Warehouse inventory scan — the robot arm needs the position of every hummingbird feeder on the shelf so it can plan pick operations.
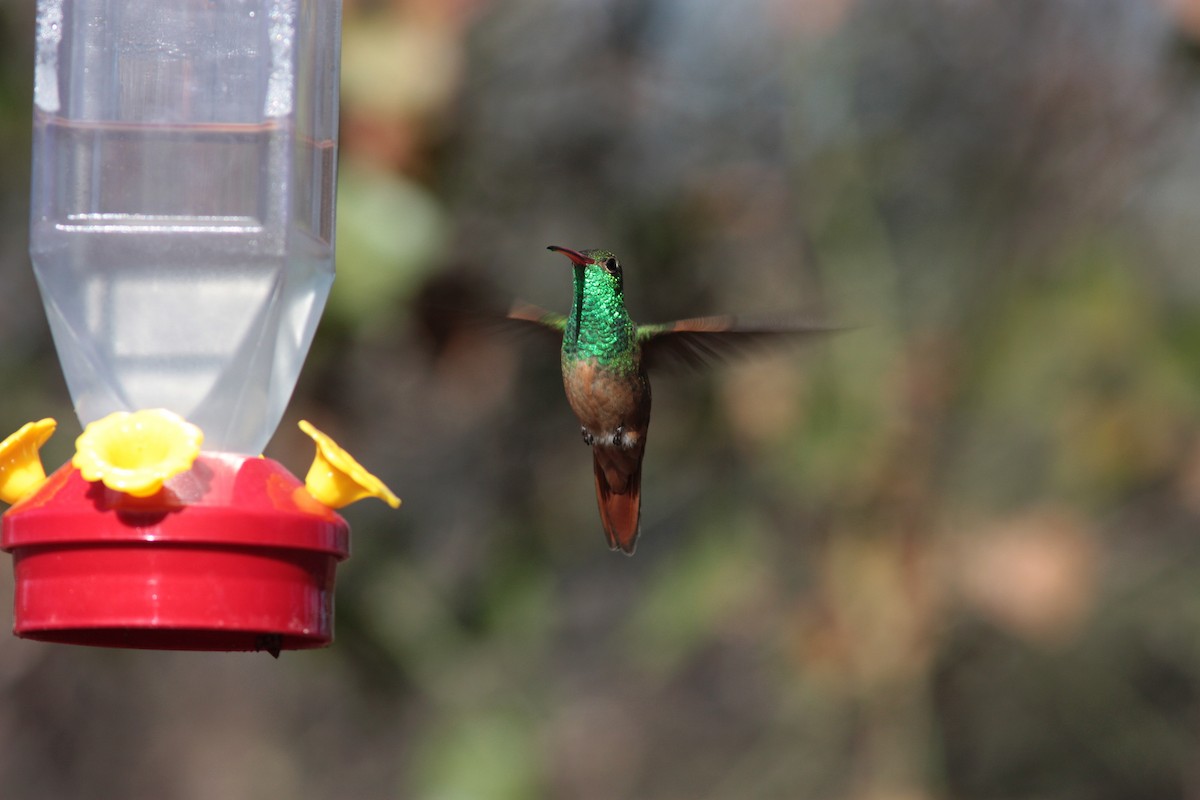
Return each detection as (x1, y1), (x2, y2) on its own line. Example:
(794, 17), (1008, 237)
(1, 0), (399, 654)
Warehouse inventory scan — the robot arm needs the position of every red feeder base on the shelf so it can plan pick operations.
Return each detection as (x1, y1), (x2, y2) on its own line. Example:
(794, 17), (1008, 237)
(1, 454), (349, 653)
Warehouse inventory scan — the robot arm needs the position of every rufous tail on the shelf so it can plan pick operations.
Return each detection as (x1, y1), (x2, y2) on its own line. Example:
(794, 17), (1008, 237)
(592, 446), (643, 554)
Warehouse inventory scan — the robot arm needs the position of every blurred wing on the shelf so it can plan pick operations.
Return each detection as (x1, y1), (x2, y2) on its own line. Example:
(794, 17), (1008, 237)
(495, 301), (568, 349)
(507, 301), (567, 333)
(638, 315), (842, 370)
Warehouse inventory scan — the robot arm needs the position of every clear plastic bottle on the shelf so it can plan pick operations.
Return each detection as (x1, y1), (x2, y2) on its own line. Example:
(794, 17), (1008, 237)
(29, 0), (341, 454)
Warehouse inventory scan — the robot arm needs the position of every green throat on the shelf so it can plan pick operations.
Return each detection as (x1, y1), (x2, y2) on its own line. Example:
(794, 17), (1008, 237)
(562, 263), (638, 372)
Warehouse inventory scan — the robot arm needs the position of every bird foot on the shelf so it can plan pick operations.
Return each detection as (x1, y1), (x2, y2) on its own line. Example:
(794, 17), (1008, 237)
(612, 426), (640, 449)
(583, 426), (639, 449)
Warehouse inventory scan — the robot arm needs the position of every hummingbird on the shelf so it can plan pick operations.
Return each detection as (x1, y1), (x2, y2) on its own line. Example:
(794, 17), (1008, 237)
(509, 245), (834, 555)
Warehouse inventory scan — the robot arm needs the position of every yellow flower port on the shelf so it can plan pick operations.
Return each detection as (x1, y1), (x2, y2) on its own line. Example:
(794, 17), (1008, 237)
(299, 420), (401, 509)
(72, 409), (204, 497)
(0, 418), (58, 505)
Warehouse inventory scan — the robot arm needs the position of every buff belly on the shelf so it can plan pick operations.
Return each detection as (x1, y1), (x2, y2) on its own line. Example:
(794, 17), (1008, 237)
(561, 358), (651, 447)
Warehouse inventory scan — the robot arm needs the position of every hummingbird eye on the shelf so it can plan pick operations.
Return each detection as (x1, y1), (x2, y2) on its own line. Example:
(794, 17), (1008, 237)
(603, 257), (620, 274)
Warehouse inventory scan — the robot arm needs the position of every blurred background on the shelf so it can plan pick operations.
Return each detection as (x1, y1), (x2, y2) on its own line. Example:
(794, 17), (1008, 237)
(3, 0), (1200, 797)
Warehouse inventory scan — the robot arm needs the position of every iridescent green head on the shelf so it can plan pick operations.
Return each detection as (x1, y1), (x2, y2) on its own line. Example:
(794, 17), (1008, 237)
(547, 245), (623, 296)
(547, 245), (636, 366)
